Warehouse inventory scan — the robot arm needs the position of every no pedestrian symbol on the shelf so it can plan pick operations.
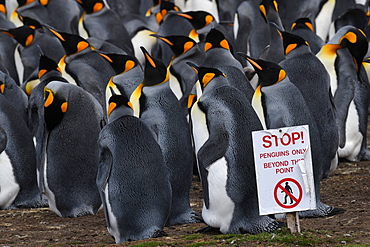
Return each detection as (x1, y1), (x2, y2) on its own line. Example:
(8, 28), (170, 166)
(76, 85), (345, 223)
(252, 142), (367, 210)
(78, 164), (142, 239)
(274, 178), (302, 209)
(252, 125), (316, 215)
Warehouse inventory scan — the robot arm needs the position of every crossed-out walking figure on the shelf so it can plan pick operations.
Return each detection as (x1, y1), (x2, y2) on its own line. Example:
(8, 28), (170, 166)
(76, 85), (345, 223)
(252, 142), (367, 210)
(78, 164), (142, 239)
(281, 182), (294, 204)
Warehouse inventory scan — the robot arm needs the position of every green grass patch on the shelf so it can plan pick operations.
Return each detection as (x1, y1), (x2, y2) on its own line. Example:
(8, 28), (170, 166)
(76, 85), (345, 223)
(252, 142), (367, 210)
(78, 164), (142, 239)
(186, 241), (217, 247)
(184, 233), (204, 240)
(130, 241), (167, 247)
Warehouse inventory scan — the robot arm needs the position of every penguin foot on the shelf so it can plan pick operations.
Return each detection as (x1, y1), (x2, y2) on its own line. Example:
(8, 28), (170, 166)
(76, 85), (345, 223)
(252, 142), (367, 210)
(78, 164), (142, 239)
(10, 196), (49, 209)
(226, 216), (279, 234)
(358, 148), (370, 161)
(151, 229), (167, 238)
(195, 226), (222, 234)
(298, 202), (345, 218)
(166, 210), (202, 226)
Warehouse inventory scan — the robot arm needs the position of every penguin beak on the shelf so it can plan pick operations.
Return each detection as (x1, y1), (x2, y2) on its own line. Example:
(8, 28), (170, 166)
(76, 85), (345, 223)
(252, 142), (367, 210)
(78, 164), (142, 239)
(150, 34), (174, 46)
(237, 52), (263, 72)
(186, 62), (199, 74)
(0, 83), (4, 94)
(45, 24), (65, 42)
(141, 46), (157, 68)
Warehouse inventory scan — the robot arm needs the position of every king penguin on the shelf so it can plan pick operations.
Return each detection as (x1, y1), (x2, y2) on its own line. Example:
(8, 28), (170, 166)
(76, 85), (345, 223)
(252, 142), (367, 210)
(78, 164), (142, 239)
(150, 34), (205, 114)
(26, 52), (68, 194)
(187, 62), (279, 234)
(130, 46), (199, 225)
(76, 0), (134, 55)
(0, 22), (65, 85)
(41, 81), (103, 217)
(201, 28), (255, 101)
(0, 69), (47, 209)
(290, 17), (325, 54)
(98, 52), (144, 112)
(317, 25), (370, 161)
(97, 93), (172, 243)
(278, 31), (339, 176)
(238, 54), (340, 218)
(44, 24), (116, 116)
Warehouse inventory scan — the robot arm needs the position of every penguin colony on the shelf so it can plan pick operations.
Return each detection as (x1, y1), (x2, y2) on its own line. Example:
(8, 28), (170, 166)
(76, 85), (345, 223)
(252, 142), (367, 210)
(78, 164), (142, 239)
(0, 0), (369, 243)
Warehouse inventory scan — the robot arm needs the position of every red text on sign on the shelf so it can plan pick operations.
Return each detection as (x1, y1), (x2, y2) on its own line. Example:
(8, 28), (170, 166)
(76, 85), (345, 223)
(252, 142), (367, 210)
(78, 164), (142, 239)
(262, 131), (304, 148)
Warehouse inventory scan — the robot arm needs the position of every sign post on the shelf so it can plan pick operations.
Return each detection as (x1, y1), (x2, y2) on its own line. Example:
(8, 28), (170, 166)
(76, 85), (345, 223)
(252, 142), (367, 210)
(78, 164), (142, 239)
(252, 125), (316, 233)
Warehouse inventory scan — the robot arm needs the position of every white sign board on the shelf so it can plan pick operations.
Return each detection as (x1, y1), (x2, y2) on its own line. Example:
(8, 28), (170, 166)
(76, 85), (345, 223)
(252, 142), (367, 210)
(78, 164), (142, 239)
(252, 125), (316, 215)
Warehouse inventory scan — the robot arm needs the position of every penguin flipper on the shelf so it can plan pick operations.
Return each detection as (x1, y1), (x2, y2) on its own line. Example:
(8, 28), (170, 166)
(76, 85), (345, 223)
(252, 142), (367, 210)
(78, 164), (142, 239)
(96, 147), (113, 192)
(96, 146), (113, 229)
(333, 50), (356, 148)
(197, 101), (229, 169)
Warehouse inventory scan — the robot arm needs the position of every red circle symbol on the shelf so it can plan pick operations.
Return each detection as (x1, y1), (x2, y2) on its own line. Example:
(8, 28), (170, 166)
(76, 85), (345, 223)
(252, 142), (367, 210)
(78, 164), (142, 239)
(274, 178), (302, 209)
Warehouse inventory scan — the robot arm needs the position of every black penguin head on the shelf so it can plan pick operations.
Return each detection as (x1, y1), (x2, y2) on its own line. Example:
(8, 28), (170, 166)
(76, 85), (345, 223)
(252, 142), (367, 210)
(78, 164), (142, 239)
(175, 10), (215, 30)
(0, 0), (6, 16)
(107, 94), (134, 118)
(38, 0), (49, 6)
(20, 16), (43, 30)
(291, 17), (315, 32)
(238, 53), (286, 86)
(339, 26), (368, 71)
(16, 0), (33, 7)
(334, 8), (367, 33)
(187, 62), (226, 90)
(0, 25), (35, 47)
(150, 34), (196, 57)
(38, 53), (62, 79)
(141, 46), (169, 86)
(98, 52), (139, 75)
(156, 1), (180, 25)
(280, 31), (310, 56)
(44, 24), (90, 56)
(204, 28), (231, 52)
(259, 0), (279, 23)
(44, 86), (68, 131)
(76, 0), (105, 14)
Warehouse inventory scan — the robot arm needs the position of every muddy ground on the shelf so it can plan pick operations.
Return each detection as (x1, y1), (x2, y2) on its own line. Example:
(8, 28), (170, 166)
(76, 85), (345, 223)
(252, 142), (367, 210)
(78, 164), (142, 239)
(1, 129), (370, 247)
(0, 160), (369, 246)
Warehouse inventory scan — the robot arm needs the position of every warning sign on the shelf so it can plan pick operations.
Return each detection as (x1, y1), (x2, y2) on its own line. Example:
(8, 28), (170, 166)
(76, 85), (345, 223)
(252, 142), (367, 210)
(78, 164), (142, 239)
(252, 125), (316, 215)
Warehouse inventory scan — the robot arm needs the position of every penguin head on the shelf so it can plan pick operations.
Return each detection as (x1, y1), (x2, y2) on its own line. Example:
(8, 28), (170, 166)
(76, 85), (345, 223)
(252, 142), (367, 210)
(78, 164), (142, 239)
(76, 0), (105, 14)
(44, 85), (68, 131)
(141, 46), (169, 87)
(174, 11), (215, 30)
(155, 1), (180, 25)
(150, 34), (197, 58)
(38, 53), (62, 79)
(16, 0), (35, 7)
(97, 52), (140, 75)
(238, 53), (286, 87)
(44, 24), (90, 56)
(291, 17), (315, 32)
(107, 94), (134, 121)
(331, 25), (368, 72)
(280, 31), (310, 56)
(38, 0), (49, 6)
(204, 28), (232, 52)
(0, 25), (35, 47)
(0, 0), (6, 16)
(20, 16), (43, 30)
(259, 0), (279, 23)
(186, 62), (226, 91)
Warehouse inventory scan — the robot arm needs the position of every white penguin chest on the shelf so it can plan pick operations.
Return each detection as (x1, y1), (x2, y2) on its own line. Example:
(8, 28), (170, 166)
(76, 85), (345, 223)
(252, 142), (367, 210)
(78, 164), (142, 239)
(202, 157), (235, 233)
(190, 101), (209, 154)
(0, 151), (20, 209)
